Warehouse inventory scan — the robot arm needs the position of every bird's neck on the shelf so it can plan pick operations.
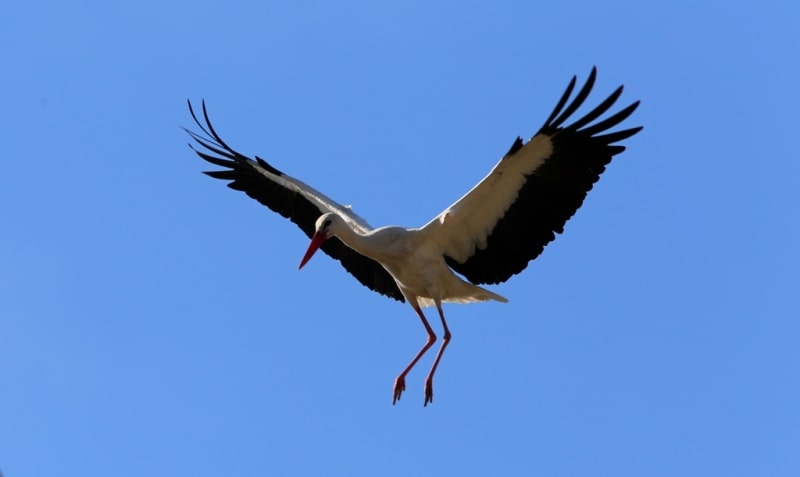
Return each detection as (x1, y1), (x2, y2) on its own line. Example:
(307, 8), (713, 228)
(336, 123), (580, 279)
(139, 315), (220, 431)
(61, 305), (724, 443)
(335, 227), (387, 262)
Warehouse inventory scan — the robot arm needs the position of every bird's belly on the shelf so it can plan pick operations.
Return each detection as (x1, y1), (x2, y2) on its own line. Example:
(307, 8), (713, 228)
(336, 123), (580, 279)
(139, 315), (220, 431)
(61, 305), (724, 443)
(383, 255), (454, 301)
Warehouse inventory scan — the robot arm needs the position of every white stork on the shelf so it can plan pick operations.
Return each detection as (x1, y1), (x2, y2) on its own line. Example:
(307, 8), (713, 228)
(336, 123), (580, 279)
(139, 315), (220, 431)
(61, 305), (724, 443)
(186, 67), (642, 406)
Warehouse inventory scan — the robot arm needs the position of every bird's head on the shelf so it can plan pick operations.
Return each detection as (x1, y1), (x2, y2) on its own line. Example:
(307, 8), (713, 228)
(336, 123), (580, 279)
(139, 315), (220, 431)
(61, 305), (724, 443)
(298, 213), (338, 270)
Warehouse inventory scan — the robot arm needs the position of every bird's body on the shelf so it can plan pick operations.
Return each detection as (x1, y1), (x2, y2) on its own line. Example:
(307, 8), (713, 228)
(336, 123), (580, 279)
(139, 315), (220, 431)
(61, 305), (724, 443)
(317, 214), (508, 308)
(186, 67), (642, 405)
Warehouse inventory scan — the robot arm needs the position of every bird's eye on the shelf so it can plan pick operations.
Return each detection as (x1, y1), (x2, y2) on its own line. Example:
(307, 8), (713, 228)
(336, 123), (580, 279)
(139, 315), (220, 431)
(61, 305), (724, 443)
(322, 219), (332, 230)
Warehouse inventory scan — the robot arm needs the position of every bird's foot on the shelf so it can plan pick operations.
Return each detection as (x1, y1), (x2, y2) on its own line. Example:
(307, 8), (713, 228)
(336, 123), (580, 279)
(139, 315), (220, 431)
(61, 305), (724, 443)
(392, 375), (406, 404)
(424, 376), (434, 406)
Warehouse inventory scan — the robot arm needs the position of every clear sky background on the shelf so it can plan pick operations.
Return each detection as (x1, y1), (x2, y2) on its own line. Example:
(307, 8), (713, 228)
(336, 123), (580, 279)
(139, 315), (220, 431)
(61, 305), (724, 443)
(2, 1), (798, 476)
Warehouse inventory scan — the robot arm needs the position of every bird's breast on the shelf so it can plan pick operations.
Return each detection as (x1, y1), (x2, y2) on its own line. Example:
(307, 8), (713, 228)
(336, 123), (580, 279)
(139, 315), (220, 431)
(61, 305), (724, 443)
(381, 242), (454, 299)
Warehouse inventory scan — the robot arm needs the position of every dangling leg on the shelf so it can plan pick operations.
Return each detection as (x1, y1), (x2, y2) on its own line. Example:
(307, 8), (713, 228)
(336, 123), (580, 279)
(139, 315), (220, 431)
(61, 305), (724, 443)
(423, 300), (451, 406)
(393, 302), (436, 405)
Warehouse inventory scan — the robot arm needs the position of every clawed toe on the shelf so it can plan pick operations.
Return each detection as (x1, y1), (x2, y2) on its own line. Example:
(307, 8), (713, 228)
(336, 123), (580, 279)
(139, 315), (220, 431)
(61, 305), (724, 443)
(424, 377), (434, 406)
(392, 375), (406, 404)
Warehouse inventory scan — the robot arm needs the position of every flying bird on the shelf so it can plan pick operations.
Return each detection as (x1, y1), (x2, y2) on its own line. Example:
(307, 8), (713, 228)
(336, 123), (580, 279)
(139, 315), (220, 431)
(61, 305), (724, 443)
(185, 67), (642, 406)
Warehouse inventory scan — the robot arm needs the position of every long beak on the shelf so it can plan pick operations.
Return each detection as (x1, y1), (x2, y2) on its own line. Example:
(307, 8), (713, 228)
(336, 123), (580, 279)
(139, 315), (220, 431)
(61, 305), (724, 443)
(299, 232), (326, 270)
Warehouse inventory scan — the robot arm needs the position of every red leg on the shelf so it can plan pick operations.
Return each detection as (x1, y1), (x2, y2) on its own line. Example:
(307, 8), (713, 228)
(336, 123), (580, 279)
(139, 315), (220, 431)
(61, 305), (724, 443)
(423, 302), (451, 406)
(393, 304), (436, 405)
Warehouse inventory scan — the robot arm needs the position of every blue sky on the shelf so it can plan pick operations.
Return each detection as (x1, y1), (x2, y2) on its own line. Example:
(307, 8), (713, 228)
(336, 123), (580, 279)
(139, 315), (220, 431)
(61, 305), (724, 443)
(2, 1), (798, 475)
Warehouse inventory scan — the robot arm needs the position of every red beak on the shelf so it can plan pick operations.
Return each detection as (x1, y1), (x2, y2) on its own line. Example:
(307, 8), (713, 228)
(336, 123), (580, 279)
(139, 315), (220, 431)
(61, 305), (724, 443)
(299, 231), (326, 270)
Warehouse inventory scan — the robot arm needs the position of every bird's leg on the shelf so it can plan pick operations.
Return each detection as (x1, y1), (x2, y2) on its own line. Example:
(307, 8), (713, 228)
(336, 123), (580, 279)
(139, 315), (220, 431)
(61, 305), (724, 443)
(423, 301), (451, 406)
(393, 304), (436, 405)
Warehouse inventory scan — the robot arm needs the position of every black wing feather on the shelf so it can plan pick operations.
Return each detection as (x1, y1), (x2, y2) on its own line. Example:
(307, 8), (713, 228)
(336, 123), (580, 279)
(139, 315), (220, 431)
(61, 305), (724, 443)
(186, 100), (405, 302)
(445, 68), (642, 284)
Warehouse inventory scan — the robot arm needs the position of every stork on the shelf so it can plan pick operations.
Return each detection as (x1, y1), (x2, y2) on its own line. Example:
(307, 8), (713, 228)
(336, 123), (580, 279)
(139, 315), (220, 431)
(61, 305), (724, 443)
(185, 67), (642, 406)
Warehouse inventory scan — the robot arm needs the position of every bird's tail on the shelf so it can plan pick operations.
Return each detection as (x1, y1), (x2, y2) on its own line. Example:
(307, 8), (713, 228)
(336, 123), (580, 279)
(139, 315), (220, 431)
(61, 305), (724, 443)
(453, 285), (508, 304)
(439, 282), (508, 305)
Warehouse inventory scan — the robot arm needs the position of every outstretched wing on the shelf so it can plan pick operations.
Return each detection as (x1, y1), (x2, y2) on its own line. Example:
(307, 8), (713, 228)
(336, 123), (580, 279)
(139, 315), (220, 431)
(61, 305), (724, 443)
(186, 100), (404, 302)
(422, 67), (642, 284)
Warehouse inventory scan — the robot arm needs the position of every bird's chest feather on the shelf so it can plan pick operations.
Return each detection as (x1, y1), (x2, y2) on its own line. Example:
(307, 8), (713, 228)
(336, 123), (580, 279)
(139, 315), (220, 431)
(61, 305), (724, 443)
(382, 243), (450, 297)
